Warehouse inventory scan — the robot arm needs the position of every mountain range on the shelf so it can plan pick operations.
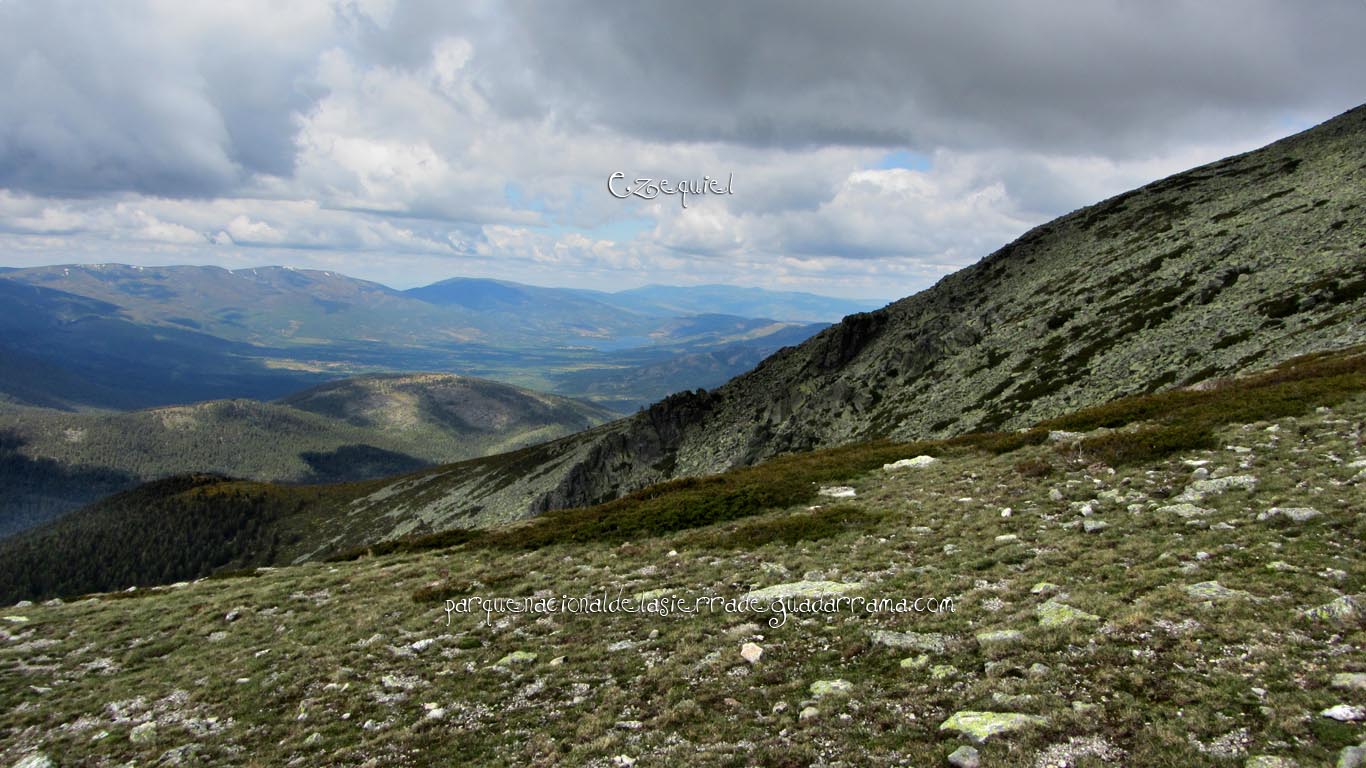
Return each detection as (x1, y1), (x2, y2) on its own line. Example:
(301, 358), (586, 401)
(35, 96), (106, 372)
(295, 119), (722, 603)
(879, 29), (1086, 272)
(0, 268), (876, 413)
(2, 103), (1361, 601)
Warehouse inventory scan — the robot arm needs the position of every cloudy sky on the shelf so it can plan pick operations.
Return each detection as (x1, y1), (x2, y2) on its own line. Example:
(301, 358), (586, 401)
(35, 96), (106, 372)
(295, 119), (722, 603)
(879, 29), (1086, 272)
(1, 1), (1362, 300)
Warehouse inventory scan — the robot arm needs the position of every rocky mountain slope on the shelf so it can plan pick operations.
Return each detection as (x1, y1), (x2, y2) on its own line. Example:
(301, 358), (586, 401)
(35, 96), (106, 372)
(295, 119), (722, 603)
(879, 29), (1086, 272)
(2, 350), (1361, 766)
(334, 103), (1366, 537)
(0, 374), (614, 538)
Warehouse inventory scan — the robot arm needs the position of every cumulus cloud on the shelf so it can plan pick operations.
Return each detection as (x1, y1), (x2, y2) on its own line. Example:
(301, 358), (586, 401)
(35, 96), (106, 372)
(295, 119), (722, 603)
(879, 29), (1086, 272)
(0, 0), (1362, 298)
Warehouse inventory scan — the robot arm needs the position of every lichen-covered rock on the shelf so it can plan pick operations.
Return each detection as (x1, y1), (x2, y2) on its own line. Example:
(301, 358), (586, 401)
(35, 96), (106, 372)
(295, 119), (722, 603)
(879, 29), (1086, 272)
(1331, 672), (1366, 691)
(869, 630), (949, 653)
(809, 679), (852, 698)
(975, 629), (1024, 646)
(1176, 474), (1258, 502)
(1037, 599), (1099, 627)
(494, 651), (537, 667)
(1245, 756), (1298, 768)
(745, 581), (862, 601)
(939, 711), (1047, 744)
(1185, 581), (1253, 601)
(1304, 595), (1362, 625)
(129, 721), (157, 744)
(930, 665), (959, 680)
(947, 744), (981, 768)
(884, 455), (938, 470)
(1257, 506), (1321, 522)
(11, 755), (54, 768)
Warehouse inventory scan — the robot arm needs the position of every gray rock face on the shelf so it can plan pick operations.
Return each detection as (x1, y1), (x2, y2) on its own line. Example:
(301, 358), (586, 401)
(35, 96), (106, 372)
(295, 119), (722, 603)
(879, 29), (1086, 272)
(1256, 506), (1321, 522)
(869, 630), (949, 654)
(947, 744), (980, 768)
(1176, 475), (1258, 502)
(939, 711), (1047, 744)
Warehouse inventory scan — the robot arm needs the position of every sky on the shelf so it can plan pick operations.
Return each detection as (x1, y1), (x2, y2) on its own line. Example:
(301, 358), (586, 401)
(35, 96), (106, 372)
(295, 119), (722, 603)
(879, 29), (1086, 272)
(0, 1), (1362, 301)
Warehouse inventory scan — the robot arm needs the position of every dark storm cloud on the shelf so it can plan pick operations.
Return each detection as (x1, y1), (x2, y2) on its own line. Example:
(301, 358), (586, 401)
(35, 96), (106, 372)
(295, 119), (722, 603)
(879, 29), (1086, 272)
(473, 0), (1366, 154)
(1, 0), (1361, 202)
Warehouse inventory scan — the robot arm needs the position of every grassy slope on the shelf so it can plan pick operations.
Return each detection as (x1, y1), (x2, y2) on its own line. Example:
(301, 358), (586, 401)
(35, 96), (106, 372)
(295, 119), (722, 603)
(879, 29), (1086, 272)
(0, 373), (617, 540)
(1, 352), (1361, 766)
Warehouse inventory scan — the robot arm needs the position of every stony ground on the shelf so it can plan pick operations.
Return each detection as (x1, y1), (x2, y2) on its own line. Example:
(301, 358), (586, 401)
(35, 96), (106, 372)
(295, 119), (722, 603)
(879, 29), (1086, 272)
(2, 396), (1363, 767)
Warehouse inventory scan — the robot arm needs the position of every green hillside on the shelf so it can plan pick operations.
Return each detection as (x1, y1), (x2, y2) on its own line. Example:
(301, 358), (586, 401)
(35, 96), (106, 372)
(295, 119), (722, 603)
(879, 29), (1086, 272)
(0, 374), (615, 538)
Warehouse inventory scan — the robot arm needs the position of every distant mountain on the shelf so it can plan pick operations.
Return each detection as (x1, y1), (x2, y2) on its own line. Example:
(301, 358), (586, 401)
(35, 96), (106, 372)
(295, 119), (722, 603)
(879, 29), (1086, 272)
(597, 284), (883, 322)
(0, 266), (832, 409)
(0, 279), (326, 411)
(0, 373), (614, 538)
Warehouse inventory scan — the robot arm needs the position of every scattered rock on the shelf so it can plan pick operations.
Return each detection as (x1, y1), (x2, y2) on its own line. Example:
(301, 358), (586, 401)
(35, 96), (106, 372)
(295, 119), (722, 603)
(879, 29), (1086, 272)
(1030, 582), (1060, 595)
(884, 455), (938, 470)
(1176, 474), (1258, 502)
(224, 608), (244, 622)
(1257, 507), (1322, 522)
(129, 722), (157, 744)
(1245, 756), (1298, 768)
(615, 720), (644, 731)
(611, 756), (636, 767)
(818, 486), (856, 498)
(809, 679), (852, 698)
(1036, 599), (1099, 628)
(1331, 672), (1366, 692)
(930, 665), (959, 680)
(11, 755), (54, 768)
(938, 711), (1046, 744)
(947, 744), (980, 768)
(799, 706), (820, 721)
(1157, 503), (1212, 518)
(1185, 581), (1253, 601)
(740, 642), (763, 664)
(495, 651), (538, 667)
(870, 630), (949, 654)
(1322, 704), (1366, 722)
(994, 534), (1019, 544)
(1338, 745), (1366, 768)
(1048, 488), (1065, 502)
(1304, 595), (1362, 625)
(1083, 520), (1110, 533)
(900, 655), (930, 669)
(745, 581), (862, 601)
(975, 629), (1024, 647)
(1034, 735), (1125, 767)
(990, 692), (1036, 709)
(410, 638), (435, 653)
